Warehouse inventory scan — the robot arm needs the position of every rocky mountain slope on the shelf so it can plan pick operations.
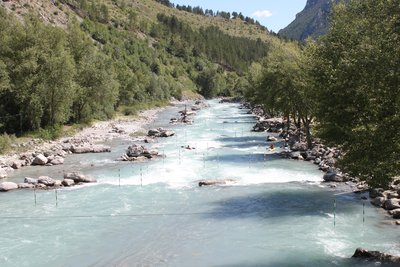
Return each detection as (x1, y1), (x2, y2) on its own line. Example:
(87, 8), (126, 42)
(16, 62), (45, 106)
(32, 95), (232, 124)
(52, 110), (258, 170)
(279, 0), (337, 41)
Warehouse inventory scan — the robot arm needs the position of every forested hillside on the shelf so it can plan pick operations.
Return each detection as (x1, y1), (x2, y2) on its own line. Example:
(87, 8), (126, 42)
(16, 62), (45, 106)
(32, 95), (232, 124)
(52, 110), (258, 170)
(248, 0), (400, 187)
(0, 0), (285, 137)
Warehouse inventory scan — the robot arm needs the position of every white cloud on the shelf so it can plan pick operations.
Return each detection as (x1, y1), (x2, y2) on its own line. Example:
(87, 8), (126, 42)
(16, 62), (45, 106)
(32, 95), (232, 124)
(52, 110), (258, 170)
(252, 10), (273, 18)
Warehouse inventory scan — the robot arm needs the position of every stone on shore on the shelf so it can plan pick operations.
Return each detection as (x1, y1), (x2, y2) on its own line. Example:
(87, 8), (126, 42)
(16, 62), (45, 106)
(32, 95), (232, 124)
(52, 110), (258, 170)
(352, 248), (400, 263)
(371, 197), (386, 207)
(392, 210), (400, 219)
(0, 168), (7, 179)
(369, 188), (384, 198)
(266, 136), (278, 142)
(38, 176), (56, 186)
(383, 199), (400, 211)
(11, 160), (23, 169)
(32, 154), (48, 165)
(0, 182), (18, 192)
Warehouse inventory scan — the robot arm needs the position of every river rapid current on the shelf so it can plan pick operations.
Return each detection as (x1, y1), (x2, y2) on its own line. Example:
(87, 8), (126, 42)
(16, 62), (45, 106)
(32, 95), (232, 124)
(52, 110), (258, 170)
(0, 100), (399, 267)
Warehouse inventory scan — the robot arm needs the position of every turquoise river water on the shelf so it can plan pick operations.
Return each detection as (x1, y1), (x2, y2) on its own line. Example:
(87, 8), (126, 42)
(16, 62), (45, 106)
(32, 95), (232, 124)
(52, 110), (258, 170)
(0, 100), (399, 267)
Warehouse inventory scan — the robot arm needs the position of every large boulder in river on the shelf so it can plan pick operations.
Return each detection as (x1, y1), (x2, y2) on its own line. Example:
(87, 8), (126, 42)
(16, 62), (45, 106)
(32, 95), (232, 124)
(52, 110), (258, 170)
(0, 182), (18, 192)
(38, 176), (56, 186)
(64, 172), (96, 183)
(352, 248), (400, 263)
(148, 128), (175, 138)
(0, 168), (7, 179)
(32, 154), (48, 165)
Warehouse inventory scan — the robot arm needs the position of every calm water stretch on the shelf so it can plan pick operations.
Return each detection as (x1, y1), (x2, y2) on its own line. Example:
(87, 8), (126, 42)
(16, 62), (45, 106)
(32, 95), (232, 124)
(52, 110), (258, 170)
(1, 100), (399, 267)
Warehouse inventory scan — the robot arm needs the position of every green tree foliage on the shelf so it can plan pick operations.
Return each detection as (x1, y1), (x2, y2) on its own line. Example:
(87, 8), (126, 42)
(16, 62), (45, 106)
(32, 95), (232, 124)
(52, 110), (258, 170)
(246, 43), (315, 148)
(308, 0), (400, 186)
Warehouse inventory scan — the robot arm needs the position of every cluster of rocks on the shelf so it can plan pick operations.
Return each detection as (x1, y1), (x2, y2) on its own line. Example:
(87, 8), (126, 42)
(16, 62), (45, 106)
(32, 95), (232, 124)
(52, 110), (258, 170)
(0, 172), (96, 192)
(61, 138), (111, 154)
(369, 185), (400, 221)
(253, 118), (286, 133)
(0, 138), (111, 180)
(352, 248), (400, 263)
(147, 128), (175, 138)
(170, 101), (208, 125)
(119, 144), (160, 162)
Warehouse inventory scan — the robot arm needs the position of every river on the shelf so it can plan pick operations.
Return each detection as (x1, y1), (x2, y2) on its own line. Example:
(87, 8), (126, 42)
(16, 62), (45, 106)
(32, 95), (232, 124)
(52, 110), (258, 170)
(0, 100), (399, 266)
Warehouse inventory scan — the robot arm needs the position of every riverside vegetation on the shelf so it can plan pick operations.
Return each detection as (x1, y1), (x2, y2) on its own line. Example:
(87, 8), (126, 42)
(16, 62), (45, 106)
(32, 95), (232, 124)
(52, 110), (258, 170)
(0, 0), (399, 190)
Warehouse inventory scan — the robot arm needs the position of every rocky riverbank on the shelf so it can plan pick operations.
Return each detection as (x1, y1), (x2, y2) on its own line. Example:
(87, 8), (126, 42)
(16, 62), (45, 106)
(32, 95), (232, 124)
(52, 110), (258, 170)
(244, 101), (400, 224)
(0, 106), (165, 181)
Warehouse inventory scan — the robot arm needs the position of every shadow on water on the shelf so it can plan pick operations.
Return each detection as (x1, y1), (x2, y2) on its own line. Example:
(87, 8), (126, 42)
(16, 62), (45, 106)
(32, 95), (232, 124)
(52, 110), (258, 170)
(212, 258), (392, 267)
(204, 189), (362, 220)
(205, 153), (282, 164)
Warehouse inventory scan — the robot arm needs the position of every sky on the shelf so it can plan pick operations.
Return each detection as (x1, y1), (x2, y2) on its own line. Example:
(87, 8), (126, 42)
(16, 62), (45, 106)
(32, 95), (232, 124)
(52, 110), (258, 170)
(170, 0), (308, 32)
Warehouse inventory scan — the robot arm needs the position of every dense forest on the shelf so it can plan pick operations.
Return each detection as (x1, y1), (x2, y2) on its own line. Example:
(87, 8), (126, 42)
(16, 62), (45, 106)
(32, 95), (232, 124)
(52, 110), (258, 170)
(0, 0), (273, 137)
(246, 0), (400, 186)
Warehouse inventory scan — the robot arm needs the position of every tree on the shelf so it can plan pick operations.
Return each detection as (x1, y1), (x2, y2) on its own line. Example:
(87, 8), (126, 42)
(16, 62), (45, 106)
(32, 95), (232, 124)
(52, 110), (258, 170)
(308, 0), (400, 187)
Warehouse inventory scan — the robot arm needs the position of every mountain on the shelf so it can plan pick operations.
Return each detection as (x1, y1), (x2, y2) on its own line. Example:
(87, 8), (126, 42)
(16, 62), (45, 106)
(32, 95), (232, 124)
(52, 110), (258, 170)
(279, 0), (336, 41)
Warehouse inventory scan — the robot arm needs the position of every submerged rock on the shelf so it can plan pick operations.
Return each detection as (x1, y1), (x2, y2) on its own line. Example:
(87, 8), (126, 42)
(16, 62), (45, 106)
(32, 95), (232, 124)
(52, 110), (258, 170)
(352, 248), (400, 263)
(198, 179), (235, 187)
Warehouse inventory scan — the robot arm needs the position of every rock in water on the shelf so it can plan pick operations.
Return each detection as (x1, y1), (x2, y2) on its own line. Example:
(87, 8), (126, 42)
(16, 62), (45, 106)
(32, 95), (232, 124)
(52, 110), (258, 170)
(0, 182), (18, 192)
(38, 176), (56, 186)
(62, 179), (75, 187)
(32, 154), (48, 165)
(18, 183), (34, 189)
(352, 248), (400, 263)
(24, 177), (38, 184)
(64, 172), (96, 183)
(323, 171), (343, 182)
